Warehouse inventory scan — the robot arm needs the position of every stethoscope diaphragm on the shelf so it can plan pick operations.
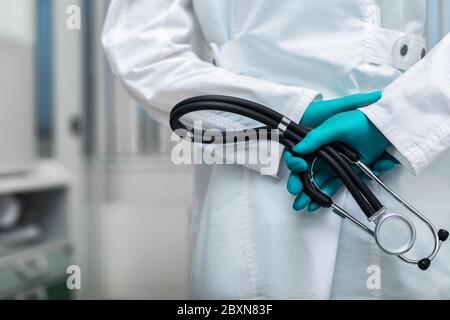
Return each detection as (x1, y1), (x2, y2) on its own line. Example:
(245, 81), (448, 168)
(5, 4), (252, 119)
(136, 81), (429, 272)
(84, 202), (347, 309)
(374, 213), (416, 255)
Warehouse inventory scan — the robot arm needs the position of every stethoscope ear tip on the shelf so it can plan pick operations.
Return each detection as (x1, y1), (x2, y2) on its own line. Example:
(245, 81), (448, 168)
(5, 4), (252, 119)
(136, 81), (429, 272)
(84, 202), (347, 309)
(438, 229), (449, 242)
(416, 230), (448, 270)
(418, 258), (431, 271)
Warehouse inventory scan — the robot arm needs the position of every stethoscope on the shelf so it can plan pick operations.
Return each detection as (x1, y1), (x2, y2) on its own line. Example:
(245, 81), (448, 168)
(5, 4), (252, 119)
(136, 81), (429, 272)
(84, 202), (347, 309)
(170, 95), (449, 270)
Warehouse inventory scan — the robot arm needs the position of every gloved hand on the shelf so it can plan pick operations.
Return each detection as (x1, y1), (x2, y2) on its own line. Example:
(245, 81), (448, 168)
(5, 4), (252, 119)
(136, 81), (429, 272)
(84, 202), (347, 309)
(300, 92), (382, 128)
(284, 93), (399, 212)
(295, 109), (390, 162)
(283, 91), (383, 173)
(285, 151), (398, 212)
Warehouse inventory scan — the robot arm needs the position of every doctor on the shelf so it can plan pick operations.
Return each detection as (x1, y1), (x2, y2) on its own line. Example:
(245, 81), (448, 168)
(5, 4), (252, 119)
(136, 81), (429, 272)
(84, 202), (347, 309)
(102, 0), (450, 299)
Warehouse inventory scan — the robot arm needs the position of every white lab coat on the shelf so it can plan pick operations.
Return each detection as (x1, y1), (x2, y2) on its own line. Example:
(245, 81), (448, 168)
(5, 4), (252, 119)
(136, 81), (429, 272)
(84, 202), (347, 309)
(102, 0), (450, 299)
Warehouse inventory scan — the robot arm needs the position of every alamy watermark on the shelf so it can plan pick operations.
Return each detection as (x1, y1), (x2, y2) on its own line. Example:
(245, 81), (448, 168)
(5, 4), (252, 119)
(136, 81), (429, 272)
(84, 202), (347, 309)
(66, 265), (81, 290)
(66, 5), (81, 30)
(171, 121), (282, 176)
(366, 265), (381, 290)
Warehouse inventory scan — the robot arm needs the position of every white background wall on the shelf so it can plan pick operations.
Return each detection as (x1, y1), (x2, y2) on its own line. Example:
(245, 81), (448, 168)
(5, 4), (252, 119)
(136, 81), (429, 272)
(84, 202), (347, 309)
(94, 0), (196, 299)
(0, 0), (34, 45)
(99, 160), (193, 299)
(0, 1), (36, 174)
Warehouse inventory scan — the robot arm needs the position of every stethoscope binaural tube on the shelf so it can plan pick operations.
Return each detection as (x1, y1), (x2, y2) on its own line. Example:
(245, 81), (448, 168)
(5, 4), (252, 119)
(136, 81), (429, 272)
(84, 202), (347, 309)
(171, 96), (383, 218)
(170, 95), (448, 270)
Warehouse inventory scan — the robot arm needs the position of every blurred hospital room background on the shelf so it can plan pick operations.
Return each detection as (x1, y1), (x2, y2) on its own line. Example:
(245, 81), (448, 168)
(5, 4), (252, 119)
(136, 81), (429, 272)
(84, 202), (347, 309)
(0, 0), (449, 300)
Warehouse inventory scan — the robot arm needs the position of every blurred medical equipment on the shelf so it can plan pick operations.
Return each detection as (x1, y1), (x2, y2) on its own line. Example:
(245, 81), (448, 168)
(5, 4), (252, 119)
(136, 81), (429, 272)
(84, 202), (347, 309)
(0, 225), (42, 248)
(0, 161), (71, 299)
(0, 195), (43, 248)
(0, 195), (21, 230)
(170, 95), (449, 270)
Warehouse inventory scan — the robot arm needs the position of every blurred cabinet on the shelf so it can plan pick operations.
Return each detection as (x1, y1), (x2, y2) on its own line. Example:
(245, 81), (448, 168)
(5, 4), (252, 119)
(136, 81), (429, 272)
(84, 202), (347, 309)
(0, 161), (73, 299)
(0, 244), (72, 300)
(6, 278), (73, 300)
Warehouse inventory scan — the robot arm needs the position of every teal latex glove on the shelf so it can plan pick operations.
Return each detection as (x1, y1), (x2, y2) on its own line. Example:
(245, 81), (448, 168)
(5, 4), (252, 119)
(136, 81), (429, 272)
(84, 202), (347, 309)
(283, 91), (383, 177)
(285, 109), (397, 212)
(296, 109), (390, 162)
(285, 92), (382, 169)
(285, 152), (399, 211)
(284, 92), (399, 212)
(300, 92), (382, 128)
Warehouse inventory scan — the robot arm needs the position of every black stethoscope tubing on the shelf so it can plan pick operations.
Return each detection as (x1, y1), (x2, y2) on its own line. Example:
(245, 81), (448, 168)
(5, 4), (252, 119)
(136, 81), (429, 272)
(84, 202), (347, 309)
(170, 95), (384, 218)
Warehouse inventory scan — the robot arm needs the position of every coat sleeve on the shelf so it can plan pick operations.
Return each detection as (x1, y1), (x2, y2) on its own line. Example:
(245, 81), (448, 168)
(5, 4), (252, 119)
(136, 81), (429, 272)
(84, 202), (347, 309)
(360, 33), (450, 175)
(102, 0), (319, 177)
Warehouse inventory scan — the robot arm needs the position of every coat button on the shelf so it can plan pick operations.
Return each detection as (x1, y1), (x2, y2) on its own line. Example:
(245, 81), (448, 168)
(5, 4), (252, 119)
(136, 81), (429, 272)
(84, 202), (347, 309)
(421, 48), (426, 58)
(400, 44), (408, 56)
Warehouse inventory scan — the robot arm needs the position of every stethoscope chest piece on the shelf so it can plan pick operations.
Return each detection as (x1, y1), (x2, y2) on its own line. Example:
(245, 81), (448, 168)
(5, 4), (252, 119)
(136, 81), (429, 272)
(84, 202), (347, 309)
(374, 213), (416, 255)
